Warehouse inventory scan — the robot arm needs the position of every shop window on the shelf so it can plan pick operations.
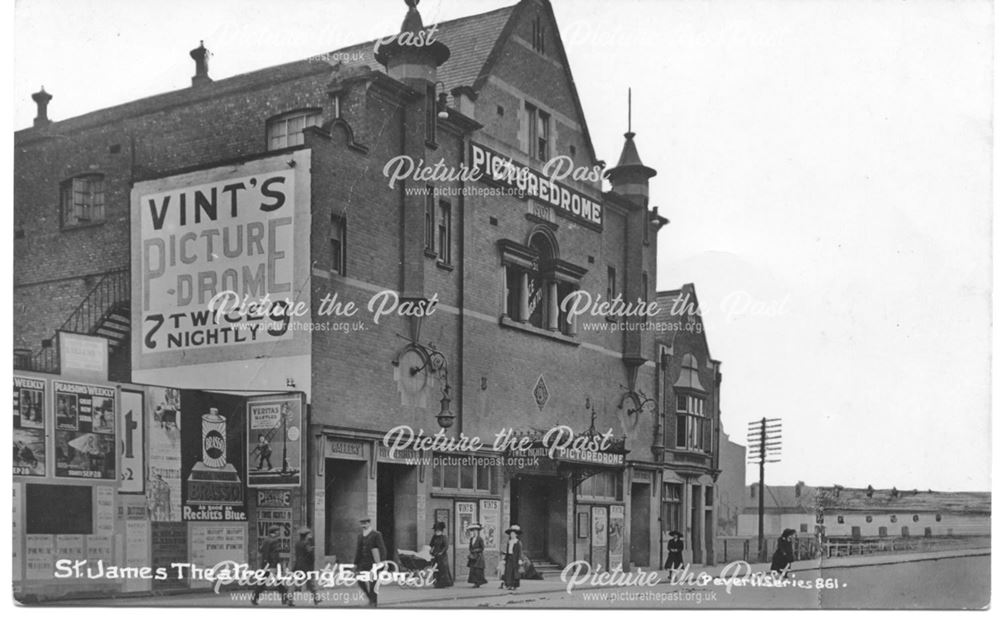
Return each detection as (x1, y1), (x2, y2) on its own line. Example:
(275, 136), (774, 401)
(924, 527), (932, 537)
(460, 463), (474, 489)
(704, 486), (713, 506)
(878, 526), (888, 537)
(424, 187), (435, 253)
(437, 200), (452, 265)
(330, 215), (346, 275)
(267, 109), (321, 149)
(26, 484), (93, 534)
(607, 265), (617, 303)
(901, 526), (910, 538)
(60, 174), (105, 228)
(433, 459), (497, 494)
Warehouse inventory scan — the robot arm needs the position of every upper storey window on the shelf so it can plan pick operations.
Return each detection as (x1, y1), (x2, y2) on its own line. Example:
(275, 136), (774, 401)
(526, 103), (550, 161)
(267, 110), (321, 150)
(531, 14), (546, 54)
(60, 174), (105, 229)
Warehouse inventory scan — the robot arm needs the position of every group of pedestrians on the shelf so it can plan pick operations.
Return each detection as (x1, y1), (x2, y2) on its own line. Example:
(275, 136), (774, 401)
(249, 521), (799, 607)
(663, 527), (798, 578)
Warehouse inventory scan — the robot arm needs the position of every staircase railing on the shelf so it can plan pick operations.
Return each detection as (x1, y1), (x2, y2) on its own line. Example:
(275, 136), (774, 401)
(14, 267), (131, 373)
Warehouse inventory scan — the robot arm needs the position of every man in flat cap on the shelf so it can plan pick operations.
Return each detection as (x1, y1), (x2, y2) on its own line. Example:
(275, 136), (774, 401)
(251, 525), (289, 606)
(354, 517), (386, 607)
(290, 526), (320, 606)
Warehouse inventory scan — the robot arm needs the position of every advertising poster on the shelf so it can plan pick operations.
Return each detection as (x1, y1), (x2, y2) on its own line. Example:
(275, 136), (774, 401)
(190, 523), (247, 587)
(131, 152), (311, 373)
(125, 520), (151, 593)
(119, 389), (145, 491)
(146, 387), (182, 521)
(53, 380), (116, 479)
(13, 375), (46, 476)
(255, 509), (292, 565)
(150, 522), (187, 589)
(25, 534), (54, 581)
(247, 394), (302, 488)
(592, 507), (608, 549)
(13, 484), (23, 582)
(455, 502), (477, 546)
(180, 391), (246, 521)
(608, 505), (625, 570)
(479, 499), (501, 550)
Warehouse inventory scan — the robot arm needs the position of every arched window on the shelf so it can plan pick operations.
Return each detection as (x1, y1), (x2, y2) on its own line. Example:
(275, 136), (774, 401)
(499, 228), (583, 336)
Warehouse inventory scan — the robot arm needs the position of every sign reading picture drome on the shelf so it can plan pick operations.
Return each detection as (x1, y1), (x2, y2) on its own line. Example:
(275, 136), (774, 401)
(130, 150), (311, 372)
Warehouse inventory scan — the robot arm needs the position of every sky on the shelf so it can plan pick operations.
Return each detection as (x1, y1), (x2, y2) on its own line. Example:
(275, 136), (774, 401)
(12, 0), (993, 491)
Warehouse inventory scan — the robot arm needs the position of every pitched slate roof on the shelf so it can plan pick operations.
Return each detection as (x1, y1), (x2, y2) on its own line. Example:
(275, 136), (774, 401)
(817, 487), (991, 514)
(17, 3), (517, 136)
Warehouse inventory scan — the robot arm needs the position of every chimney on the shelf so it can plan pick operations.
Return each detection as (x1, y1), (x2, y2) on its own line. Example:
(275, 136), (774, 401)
(866, 484), (874, 498)
(795, 481), (805, 498)
(31, 87), (52, 128)
(190, 41), (212, 87)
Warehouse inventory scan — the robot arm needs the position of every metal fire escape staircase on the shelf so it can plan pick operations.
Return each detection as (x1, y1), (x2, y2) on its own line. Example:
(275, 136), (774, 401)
(16, 267), (130, 375)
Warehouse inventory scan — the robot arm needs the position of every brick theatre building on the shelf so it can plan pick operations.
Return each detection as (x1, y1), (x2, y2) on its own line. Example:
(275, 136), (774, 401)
(14, 0), (726, 589)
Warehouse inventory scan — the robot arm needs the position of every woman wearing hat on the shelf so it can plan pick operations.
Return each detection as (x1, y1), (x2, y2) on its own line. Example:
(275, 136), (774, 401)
(465, 524), (487, 588)
(665, 530), (684, 574)
(770, 528), (797, 578)
(501, 525), (523, 591)
(430, 521), (454, 588)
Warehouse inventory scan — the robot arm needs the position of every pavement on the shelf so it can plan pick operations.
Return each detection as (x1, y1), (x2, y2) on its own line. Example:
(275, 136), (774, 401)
(48, 546), (990, 608)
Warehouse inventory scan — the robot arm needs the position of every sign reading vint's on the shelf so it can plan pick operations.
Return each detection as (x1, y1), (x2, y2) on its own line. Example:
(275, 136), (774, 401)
(471, 143), (603, 228)
(131, 150), (311, 371)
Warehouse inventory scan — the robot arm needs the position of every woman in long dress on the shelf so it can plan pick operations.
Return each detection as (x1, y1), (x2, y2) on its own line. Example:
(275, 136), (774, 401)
(501, 524), (523, 591)
(665, 530), (684, 574)
(770, 529), (797, 578)
(430, 521), (454, 588)
(466, 523), (487, 587)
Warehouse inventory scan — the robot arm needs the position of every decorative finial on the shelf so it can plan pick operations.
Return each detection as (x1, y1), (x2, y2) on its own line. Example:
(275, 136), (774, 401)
(628, 87), (632, 134)
(405, 0), (419, 8)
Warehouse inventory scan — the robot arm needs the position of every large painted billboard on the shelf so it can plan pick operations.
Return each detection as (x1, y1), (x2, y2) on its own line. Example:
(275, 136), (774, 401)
(130, 150), (311, 376)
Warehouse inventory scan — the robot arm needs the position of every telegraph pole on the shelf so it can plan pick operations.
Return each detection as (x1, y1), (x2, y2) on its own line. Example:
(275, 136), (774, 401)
(748, 418), (782, 561)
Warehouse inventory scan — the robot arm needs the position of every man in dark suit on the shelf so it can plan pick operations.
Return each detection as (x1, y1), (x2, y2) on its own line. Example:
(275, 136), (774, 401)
(251, 526), (289, 606)
(354, 517), (387, 607)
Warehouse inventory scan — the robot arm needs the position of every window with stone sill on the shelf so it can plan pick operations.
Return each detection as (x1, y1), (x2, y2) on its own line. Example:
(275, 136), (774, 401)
(267, 110), (321, 150)
(60, 174), (105, 228)
(501, 231), (579, 337)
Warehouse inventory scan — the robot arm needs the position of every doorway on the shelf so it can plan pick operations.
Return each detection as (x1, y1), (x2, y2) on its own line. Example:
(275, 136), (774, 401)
(510, 475), (566, 564)
(377, 463), (418, 561)
(325, 459), (367, 560)
(630, 482), (651, 567)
